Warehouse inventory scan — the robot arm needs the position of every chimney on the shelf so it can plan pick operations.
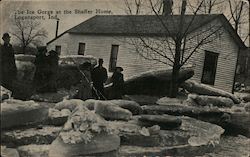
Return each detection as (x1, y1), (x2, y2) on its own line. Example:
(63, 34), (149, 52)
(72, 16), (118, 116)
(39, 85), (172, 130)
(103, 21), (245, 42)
(55, 19), (59, 38)
(163, 0), (173, 15)
(181, 0), (187, 15)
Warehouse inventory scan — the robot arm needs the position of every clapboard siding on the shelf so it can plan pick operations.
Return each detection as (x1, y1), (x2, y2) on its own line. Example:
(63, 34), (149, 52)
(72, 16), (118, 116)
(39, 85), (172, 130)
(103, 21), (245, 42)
(47, 34), (168, 78)
(47, 19), (239, 92)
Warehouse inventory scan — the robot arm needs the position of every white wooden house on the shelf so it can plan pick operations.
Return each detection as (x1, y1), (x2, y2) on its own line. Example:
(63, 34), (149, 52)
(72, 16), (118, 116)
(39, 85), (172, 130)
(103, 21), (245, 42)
(47, 14), (246, 92)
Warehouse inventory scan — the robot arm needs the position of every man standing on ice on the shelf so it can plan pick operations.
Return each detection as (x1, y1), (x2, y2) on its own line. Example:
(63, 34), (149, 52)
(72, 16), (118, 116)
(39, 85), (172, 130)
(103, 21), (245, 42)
(0, 33), (17, 91)
(91, 58), (108, 99)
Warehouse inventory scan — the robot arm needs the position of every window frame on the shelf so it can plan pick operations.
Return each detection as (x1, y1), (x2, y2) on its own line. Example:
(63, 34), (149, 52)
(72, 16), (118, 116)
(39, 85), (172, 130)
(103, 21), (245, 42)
(55, 45), (61, 55)
(78, 42), (86, 55)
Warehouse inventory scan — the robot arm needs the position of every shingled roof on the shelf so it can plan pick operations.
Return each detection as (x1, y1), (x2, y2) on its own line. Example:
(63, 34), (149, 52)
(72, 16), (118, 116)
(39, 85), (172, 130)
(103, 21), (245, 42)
(47, 14), (246, 48)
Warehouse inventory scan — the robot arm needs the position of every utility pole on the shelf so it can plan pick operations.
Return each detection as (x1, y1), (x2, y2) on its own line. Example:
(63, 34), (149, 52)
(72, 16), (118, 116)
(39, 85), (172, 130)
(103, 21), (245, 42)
(248, 0), (250, 78)
(247, 0), (250, 47)
(55, 18), (60, 38)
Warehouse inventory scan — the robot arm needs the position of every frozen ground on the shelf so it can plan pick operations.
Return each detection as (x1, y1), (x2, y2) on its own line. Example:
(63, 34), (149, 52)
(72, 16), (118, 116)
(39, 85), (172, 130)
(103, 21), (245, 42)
(200, 135), (250, 157)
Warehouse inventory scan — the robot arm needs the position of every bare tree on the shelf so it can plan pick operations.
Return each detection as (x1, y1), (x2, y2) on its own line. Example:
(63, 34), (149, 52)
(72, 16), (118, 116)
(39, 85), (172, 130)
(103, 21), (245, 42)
(124, 0), (226, 97)
(228, 0), (248, 33)
(188, 0), (248, 42)
(193, 0), (249, 45)
(196, 0), (225, 14)
(124, 0), (143, 15)
(124, 0), (163, 15)
(11, 18), (47, 54)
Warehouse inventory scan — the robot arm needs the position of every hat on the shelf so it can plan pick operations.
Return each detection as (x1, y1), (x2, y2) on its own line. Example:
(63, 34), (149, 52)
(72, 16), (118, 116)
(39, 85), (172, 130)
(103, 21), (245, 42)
(116, 66), (123, 71)
(2, 33), (11, 40)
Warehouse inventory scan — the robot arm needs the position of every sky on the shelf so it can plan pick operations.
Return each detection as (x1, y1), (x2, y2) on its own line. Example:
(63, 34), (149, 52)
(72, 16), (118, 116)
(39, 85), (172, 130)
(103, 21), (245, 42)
(0, 0), (128, 44)
(0, 0), (249, 46)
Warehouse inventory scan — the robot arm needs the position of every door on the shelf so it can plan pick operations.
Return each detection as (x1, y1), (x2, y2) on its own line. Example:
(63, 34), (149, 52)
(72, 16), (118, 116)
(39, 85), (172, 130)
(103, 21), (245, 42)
(109, 45), (119, 72)
(201, 51), (219, 85)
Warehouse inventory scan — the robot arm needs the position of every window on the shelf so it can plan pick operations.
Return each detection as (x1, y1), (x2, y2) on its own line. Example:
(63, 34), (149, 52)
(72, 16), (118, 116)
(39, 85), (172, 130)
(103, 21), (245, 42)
(201, 51), (219, 85)
(55, 45), (61, 55)
(109, 45), (119, 72)
(78, 43), (85, 55)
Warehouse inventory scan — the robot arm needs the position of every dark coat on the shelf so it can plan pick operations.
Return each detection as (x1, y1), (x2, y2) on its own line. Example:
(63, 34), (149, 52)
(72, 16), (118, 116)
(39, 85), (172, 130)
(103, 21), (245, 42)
(0, 43), (17, 90)
(111, 72), (124, 99)
(91, 66), (107, 99)
(91, 66), (108, 88)
(33, 50), (59, 93)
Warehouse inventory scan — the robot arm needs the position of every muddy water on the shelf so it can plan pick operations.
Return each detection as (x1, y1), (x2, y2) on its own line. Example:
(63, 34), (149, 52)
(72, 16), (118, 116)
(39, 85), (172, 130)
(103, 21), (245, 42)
(200, 135), (250, 157)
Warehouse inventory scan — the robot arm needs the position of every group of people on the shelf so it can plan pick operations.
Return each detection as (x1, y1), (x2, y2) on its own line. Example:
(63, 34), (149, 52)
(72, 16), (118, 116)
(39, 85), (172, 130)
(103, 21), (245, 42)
(0, 33), (59, 94)
(33, 47), (59, 93)
(77, 58), (125, 100)
(0, 32), (124, 100)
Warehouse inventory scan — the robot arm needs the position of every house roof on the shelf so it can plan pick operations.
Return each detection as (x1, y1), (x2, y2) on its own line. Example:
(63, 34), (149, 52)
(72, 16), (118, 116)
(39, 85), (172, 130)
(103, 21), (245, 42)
(47, 14), (246, 48)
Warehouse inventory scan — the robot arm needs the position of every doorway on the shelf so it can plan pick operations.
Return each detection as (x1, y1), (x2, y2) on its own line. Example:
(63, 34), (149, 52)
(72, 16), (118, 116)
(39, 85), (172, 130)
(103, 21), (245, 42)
(201, 51), (219, 85)
(109, 45), (119, 72)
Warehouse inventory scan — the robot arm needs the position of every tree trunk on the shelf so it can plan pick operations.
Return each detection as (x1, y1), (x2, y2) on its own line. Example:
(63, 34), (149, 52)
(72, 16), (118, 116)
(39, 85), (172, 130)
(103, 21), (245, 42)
(169, 64), (180, 98)
(169, 40), (181, 98)
(22, 46), (26, 54)
(169, 0), (186, 98)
